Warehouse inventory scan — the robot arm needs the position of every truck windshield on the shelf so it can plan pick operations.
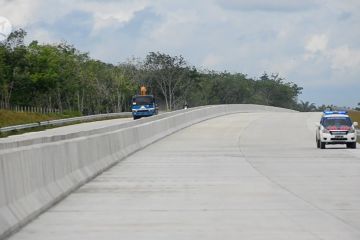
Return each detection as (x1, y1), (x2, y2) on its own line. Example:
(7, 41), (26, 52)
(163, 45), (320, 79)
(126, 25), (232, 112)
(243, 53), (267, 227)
(323, 117), (352, 127)
(133, 96), (154, 105)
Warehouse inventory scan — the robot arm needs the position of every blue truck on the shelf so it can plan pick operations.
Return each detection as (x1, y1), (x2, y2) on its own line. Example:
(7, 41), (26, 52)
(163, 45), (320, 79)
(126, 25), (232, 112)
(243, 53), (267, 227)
(131, 95), (158, 120)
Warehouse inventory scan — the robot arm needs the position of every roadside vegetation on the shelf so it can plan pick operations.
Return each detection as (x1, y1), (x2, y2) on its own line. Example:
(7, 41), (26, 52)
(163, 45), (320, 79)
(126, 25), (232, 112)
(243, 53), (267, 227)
(0, 109), (130, 138)
(348, 110), (360, 143)
(1, 29), (358, 116)
(297, 101), (360, 113)
(1, 29), (303, 115)
(349, 110), (360, 126)
(0, 109), (80, 127)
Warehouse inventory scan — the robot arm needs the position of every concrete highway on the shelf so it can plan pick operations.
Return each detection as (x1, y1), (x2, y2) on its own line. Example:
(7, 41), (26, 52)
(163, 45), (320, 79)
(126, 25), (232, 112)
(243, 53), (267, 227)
(8, 112), (360, 240)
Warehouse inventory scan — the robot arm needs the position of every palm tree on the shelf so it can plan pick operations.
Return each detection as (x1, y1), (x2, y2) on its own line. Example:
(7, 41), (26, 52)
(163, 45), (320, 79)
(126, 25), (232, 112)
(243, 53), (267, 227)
(356, 102), (360, 111)
(298, 100), (316, 112)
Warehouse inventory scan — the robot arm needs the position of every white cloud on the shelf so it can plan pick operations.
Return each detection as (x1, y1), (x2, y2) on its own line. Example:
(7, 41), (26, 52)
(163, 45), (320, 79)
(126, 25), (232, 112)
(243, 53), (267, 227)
(28, 28), (57, 43)
(148, 8), (200, 45)
(305, 34), (328, 53)
(78, 0), (149, 32)
(303, 33), (360, 80)
(0, 0), (150, 32)
(267, 58), (299, 76)
(330, 45), (360, 71)
(216, 0), (320, 12)
(0, 0), (42, 26)
(202, 54), (223, 68)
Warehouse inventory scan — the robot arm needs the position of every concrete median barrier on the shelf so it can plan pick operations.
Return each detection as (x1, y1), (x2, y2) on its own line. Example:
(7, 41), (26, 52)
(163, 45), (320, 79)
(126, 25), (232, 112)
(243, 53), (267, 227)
(0, 104), (296, 239)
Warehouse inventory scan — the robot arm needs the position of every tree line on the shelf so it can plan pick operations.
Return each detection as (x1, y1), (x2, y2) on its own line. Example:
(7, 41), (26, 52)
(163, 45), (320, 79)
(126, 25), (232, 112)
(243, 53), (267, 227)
(0, 29), (303, 115)
(297, 101), (360, 112)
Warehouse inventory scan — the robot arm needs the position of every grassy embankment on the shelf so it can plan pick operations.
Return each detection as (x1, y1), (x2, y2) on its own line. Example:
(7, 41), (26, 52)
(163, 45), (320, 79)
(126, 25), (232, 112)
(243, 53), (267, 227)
(0, 109), (80, 127)
(0, 109), (131, 138)
(0, 109), (81, 137)
(348, 110), (360, 143)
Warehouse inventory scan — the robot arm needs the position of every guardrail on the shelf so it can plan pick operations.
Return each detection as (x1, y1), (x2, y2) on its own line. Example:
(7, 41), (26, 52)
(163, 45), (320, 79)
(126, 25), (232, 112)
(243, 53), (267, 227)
(0, 112), (132, 133)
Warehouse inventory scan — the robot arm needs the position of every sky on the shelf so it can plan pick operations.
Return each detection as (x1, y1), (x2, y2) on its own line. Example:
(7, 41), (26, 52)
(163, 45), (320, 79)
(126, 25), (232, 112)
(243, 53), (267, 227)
(1, 0), (359, 107)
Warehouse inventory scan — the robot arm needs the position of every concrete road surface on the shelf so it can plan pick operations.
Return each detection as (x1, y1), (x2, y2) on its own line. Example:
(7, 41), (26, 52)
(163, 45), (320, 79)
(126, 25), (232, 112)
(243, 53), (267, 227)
(9, 112), (360, 240)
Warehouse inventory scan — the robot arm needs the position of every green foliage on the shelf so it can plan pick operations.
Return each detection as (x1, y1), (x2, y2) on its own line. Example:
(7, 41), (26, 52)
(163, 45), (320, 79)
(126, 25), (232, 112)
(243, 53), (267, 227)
(140, 52), (196, 110)
(297, 101), (316, 112)
(186, 72), (301, 109)
(0, 29), (137, 114)
(0, 29), (304, 114)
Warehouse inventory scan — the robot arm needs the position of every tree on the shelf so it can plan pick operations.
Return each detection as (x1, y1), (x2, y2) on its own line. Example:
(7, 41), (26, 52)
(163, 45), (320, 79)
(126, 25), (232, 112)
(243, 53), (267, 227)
(0, 29), (306, 114)
(109, 66), (137, 112)
(253, 73), (302, 109)
(0, 29), (28, 108)
(298, 101), (316, 112)
(355, 102), (360, 111)
(206, 72), (251, 104)
(142, 52), (196, 111)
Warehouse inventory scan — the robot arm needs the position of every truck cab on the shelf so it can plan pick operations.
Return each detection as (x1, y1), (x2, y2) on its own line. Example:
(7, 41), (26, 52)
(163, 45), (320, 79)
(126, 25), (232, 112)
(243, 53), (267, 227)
(131, 95), (158, 120)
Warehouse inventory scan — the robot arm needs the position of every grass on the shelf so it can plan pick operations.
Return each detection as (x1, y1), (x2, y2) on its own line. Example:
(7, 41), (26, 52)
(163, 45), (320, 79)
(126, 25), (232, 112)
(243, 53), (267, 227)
(349, 110), (360, 124)
(0, 109), (130, 138)
(0, 109), (82, 137)
(348, 110), (360, 143)
(0, 109), (81, 128)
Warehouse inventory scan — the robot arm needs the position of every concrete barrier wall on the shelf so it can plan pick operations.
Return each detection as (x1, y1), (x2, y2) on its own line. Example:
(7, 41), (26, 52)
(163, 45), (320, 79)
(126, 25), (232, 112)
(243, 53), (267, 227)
(0, 104), (296, 239)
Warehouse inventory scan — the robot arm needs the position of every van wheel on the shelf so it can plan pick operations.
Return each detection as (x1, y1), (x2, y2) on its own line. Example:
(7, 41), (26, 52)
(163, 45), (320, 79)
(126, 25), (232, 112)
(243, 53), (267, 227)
(320, 141), (326, 149)
(316, 139), (320, 148)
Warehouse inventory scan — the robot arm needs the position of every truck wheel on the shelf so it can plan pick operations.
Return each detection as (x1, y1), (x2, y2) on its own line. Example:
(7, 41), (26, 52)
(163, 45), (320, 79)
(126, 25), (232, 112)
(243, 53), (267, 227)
(320, 141), (326, 149)
(347, 142), (357, 149)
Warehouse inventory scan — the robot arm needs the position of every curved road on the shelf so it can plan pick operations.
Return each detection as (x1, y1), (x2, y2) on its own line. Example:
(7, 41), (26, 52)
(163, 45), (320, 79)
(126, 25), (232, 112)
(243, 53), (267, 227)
(9, 112), (360, 240)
